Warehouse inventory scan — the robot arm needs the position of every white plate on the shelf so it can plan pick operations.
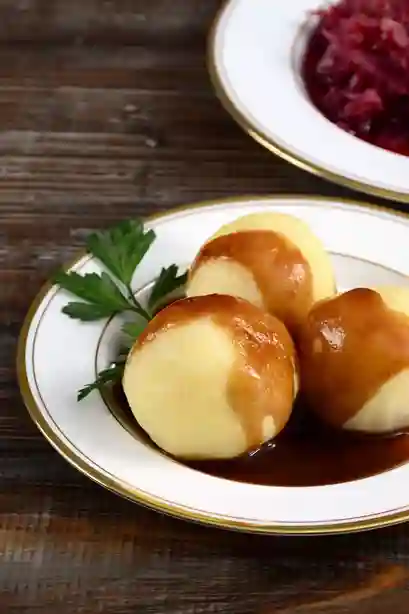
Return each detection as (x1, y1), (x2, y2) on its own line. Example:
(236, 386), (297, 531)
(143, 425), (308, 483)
(17, 195), (409, 535)
(209, 0), (409, 203)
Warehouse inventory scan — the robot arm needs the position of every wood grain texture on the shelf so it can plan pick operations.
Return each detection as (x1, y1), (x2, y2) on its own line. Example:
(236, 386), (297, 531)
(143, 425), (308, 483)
(2, 0), (409, 612)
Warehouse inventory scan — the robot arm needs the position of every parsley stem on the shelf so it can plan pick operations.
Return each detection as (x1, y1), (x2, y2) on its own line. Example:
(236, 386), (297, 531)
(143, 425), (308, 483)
(126, 284), (151, 321)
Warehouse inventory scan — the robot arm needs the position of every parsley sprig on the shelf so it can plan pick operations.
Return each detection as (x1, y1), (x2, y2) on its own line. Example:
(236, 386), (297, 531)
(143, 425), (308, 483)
(54, 218), (187, 400)
(77, 362), (126, 402)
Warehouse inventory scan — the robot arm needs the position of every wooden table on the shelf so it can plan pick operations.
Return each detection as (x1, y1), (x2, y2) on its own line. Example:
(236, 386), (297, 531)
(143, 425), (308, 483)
(2, 1), (409, 612)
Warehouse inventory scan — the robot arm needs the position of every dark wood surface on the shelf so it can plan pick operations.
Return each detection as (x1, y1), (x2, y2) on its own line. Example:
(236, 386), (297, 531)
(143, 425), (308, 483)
(2, 1), (409, 612)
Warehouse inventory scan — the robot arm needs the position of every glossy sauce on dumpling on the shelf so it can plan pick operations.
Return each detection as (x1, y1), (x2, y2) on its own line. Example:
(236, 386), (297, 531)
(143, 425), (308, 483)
(190, 230), (312, 334)
(298, 288), (409, 429)
(131, 294), (296, 450)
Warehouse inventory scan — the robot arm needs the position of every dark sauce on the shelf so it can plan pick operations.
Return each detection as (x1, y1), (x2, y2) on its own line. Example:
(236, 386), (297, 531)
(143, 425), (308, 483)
(302, 27), (409, 157)
(110, 384), (409, 487)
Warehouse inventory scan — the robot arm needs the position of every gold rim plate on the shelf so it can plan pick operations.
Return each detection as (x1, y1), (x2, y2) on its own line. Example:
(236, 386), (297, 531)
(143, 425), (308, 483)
(16, 194), (409, 535)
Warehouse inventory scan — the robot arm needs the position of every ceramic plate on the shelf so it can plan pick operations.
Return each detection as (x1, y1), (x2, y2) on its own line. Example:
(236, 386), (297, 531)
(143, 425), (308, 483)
(209, 0), (409, 203)
(17, 195), (409, 535)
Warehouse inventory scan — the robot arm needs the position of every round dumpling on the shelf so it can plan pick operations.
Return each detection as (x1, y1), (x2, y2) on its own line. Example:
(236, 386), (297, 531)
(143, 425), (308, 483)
(187, 212), (335, 335)
(123, 294), (297, 459)
(298, 286), (409, 434)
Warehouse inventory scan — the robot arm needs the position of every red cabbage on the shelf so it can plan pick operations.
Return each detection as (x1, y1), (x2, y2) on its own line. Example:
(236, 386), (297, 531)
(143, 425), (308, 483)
(302, 0), (409, 155)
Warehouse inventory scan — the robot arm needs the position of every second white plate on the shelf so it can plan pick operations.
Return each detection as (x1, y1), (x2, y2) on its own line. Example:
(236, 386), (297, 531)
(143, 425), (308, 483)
(209, 0), (409, 202)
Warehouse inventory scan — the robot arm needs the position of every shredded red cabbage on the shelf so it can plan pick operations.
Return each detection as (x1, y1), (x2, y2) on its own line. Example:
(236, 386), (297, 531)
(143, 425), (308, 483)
(302, 0), (409, 155)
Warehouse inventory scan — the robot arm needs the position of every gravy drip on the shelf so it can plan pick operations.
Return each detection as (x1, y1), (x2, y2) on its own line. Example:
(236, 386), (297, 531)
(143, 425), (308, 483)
(130, 294), (295, 449)
(190, 230), (313, 334)
(298, 288), (409, 427)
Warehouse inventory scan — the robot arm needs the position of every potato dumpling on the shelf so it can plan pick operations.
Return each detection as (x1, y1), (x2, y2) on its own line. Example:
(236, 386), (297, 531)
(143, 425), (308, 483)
(298, 286), (409, 434)
(123, 294), (297, 460)
(186, 212), (335, 335)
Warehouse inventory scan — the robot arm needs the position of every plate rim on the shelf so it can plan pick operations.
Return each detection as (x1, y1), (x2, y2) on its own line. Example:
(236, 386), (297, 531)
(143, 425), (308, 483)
(16, 193), (409, 536)
(207, 0), (409, 204)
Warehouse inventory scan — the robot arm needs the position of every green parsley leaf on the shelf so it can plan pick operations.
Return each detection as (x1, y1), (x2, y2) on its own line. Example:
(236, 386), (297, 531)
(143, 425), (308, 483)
(62, 302), (118, 321)
(148, 265), (187, 311)
(86, 220), (156, 286)
(54, 271), (131, 320)
(122, 320), (147, 339)
(77, 362), (125, 401)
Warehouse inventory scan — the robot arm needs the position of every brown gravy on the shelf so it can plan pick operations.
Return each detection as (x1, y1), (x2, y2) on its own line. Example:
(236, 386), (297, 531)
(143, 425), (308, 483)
(190, 230), (313, 335)
(111, 384), (409, 487)
(298, 288), (409, 428)
(132, 294), (296, 450)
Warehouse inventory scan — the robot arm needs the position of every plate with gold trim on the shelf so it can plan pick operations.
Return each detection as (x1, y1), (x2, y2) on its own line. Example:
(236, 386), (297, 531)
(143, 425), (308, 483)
(17, 195), (409, 535)
(209, 0), (409, 203)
